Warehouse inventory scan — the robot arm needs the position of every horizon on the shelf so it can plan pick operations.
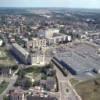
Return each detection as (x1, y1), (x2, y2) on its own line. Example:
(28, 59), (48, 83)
(0, 7), (99, 10)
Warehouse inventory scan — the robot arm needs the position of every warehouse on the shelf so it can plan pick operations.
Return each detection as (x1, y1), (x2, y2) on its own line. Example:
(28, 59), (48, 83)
(54, 42), (100, 75)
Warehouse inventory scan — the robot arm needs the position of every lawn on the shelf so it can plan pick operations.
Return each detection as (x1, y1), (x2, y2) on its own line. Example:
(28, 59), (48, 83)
(0, 47), (16, 67)
(17, 66), (42, 79)
(0, 81), (9, 94)
(75, 78), (100, 100)
(24, 67), (42, 74)
(70, 78), (79, 86)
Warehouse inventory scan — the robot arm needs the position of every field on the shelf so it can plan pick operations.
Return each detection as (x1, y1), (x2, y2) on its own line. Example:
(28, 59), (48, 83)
(24, 67), (42, 80)
(0, 81), (9, 94)
(0, 47), (16, 67)
(70, 78), (79, 86)
(75, 78), (100, 100)
(17, 66), (42, 81)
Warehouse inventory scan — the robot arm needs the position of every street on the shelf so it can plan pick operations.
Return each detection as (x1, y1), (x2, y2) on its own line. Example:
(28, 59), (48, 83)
(53, 62), (81, 100)
(0, 69), (19, 100)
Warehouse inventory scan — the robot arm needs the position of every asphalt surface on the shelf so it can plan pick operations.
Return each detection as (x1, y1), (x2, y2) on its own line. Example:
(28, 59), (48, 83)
(0, 75), (18, 100)
(0, 68), (19, 100)
(53, 63), (81, 100)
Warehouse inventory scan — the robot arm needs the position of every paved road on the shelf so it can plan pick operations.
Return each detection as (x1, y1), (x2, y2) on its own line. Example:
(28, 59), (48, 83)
(0, 69), (19, 100)
(53, 62), (81, 100)
(0, 75), (18, 100)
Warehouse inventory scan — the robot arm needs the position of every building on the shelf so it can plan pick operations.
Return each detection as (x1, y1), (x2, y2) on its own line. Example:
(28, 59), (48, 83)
(29, 53), (46, 66)
(26, 38), (47, 52)
(27, 95), (57, 100)
(11, 43), (30, 64)
(9, 89), (25, 100)
(37, 29), (59, 38)
(32, 38), (47, 49)
(46, 77), (56, 91)
(40, 77), (56, 92)
(49, 34), (72, 45)
(0, 67), (12, 76)
(11, 43), (48, 66)
(0, 39), (3, 46)
(53, 42), (100, 75)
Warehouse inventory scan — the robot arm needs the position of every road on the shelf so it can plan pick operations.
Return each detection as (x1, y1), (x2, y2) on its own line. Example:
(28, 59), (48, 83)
(53, 62), (81, 100)
(0, 75), (18, 100)
(0, 69), (19, 100)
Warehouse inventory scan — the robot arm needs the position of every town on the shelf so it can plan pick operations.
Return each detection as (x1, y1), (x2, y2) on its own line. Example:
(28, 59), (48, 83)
(0, 8), (100, 100)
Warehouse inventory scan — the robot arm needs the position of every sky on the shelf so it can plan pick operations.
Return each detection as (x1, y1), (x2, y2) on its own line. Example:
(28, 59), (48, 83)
(0, 0), (100, 8)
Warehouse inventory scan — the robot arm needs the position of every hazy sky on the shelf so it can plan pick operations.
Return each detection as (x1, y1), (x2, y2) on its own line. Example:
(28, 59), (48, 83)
(0, 0), (100, 8)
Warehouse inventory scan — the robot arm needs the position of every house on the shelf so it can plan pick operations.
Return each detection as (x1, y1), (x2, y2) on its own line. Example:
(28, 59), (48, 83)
(46, 77), (56, 92)
(9, 88), (25, 100)
(27, 95), (57, 100)
(40, 76), (56, 92)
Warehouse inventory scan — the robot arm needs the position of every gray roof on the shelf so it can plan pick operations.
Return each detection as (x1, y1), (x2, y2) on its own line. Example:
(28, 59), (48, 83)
(12, 43), (29, 56)
(55, 43), (100, 74)
(27, 96), (57, 100)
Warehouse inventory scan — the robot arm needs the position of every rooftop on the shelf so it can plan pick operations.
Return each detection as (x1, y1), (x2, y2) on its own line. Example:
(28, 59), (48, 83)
(54, 42), (100, 74)
(12, 43), (29, 56)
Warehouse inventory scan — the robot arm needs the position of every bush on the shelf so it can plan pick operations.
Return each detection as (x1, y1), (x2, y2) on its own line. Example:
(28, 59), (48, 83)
(23, 79), (32, 89)
(3, 95), (9, 100)
(17, 70), (26, 79)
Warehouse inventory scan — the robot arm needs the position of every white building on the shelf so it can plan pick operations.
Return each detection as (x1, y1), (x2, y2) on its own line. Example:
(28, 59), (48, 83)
(49, 35), (72, 44)
(0, 39), (3, 46)
(12, 43), (48, 66)
(29, 54), (46, 66)
(37, 28), (59, 38)
(32, 38), (47, 49)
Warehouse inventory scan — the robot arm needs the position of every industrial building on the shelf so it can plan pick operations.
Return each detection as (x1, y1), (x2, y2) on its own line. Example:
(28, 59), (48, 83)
(53, 42), (100, 75)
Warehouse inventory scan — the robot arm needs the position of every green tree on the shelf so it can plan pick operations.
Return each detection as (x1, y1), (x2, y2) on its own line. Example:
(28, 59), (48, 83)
(23, 79), (32, 89)
(18, 70), (25, 79)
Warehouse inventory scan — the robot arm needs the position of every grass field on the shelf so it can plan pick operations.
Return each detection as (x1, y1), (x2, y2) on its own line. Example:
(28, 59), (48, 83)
(0, 47), (16, 67)
(0, 81), (9, 94)
(70, 78), (79, 86)
(75, 78), (100, 100)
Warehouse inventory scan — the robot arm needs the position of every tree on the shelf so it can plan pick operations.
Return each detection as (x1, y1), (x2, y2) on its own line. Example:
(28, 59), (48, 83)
(3, 95), (9, 100)
(23, 79), (32, 89)
(18, 70), (25, 79)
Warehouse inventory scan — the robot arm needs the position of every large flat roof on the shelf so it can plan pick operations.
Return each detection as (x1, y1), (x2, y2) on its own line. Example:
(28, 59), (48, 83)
(54, 42), (100, 74)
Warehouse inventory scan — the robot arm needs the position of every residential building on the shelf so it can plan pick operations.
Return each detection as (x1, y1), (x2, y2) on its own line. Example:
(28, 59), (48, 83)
(32, 38), (47, 49)
(27, 95), (57, 100)
(9, 89), (25, 100)
(37, 29), (59, 38)
(11, 43), (30, 64)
